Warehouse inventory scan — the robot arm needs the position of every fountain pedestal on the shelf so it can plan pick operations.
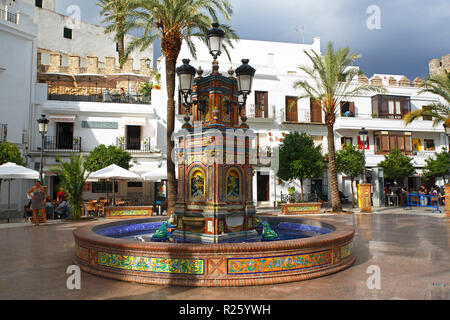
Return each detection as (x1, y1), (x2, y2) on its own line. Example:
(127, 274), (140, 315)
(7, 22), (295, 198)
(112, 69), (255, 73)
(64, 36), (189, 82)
(173, 66), (257, 243)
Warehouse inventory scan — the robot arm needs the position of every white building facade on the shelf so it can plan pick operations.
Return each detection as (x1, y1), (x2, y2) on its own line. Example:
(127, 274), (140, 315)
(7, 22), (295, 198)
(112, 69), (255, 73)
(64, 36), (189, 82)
(153, 37), (447, 207)
(0, 0), (38, 210)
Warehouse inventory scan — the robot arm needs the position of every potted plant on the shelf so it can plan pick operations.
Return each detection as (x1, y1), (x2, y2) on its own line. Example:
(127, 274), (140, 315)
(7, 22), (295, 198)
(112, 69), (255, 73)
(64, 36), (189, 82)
(288, 186), (295, 203)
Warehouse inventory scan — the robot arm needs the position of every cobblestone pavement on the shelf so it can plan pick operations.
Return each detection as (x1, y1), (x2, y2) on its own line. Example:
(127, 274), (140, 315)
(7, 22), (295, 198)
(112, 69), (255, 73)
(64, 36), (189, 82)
(0, 210), (448, 300)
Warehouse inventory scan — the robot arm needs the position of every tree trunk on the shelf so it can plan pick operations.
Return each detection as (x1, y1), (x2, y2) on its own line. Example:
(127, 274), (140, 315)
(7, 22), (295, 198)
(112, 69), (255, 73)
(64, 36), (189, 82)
(326, 123), (343, 212)
(118, 35), (125, 66)
(351, 177), (355, 208)
(300, 179), (304, 203)
(165, 57), (177, 214)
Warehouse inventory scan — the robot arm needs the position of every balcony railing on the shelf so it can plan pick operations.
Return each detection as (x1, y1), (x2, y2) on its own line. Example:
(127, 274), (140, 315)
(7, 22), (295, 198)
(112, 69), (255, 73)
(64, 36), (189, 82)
(116, 137), (153, 153)
(43, 136), (82, 152)
(0, 8), (18, 24)
(48, 93), (151, 104)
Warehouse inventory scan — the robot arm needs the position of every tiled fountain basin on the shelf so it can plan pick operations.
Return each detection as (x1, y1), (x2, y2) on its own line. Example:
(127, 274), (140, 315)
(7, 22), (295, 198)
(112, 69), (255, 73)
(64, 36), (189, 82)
(73, 216), (355, 287)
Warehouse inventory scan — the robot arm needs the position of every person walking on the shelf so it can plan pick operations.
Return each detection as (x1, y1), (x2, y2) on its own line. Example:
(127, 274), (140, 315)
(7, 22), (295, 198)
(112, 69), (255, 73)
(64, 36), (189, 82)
(27, 180), (47, 226)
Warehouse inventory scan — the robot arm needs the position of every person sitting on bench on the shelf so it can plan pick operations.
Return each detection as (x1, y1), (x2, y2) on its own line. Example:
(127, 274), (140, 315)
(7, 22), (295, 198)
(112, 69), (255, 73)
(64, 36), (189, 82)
(54, 197), (69, 219)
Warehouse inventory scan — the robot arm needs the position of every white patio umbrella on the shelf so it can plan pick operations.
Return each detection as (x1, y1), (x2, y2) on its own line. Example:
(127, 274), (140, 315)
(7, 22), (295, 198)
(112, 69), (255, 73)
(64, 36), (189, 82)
(88, 164), (142, 205)
(0, 163), (39, 211)
(141, 163), (167, 182)
(74, 74), (115, 99)
(37, 72), (75, 94)
(106, 73), (150, 96)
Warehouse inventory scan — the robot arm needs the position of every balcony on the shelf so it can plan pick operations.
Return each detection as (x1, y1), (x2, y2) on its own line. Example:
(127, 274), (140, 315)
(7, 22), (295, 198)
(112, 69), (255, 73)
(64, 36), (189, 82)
(0, 8), (18, 24)
(48, 93), (151, 105)
(246, 104), (275, 121)
(116, 137), (153, 153)
(43, 136), (81, 153)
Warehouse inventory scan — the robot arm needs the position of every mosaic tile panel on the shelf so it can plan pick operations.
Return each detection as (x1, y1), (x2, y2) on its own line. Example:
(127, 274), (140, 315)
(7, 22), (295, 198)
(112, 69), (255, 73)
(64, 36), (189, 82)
(340, 242), (353, 259)
(227, 250), (332, 275)
(109, 209), (151, 216)
(77, 246), (89, 262)
(97, 251), (205, 275)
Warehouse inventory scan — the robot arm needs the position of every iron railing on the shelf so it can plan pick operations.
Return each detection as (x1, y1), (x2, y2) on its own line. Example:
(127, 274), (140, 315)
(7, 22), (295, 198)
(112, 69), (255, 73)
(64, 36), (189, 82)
(43, 136), (81, 152)
(116, 137), (152, 153)
(48, 93), (151, 104)
(0, 9), (18, 24)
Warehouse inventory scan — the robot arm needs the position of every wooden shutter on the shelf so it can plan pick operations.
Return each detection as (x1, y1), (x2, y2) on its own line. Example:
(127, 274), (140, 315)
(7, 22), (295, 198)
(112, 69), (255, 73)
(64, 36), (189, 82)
(381, 135), (390, 152)
(349, 102), (355, 115)
(255, 92), (262, 117)
(263, 92), (268, 118)
(405, 136), (412, 152)
(310, 99), (322, 123)
(285, 97), (298, 122)
(389, 136), (397, 150)
(397, 136), (405, 151)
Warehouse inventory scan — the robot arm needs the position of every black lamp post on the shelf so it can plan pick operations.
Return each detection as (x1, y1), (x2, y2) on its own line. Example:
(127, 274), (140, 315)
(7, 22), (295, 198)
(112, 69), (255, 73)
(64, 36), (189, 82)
(176, 23), (256, 119)
(206, 22), (225, 61)
(235, 59), (256, 114)
(176, 59), (196, 113)
(37, 114), (49, 182)
(359, 127), (369, 183)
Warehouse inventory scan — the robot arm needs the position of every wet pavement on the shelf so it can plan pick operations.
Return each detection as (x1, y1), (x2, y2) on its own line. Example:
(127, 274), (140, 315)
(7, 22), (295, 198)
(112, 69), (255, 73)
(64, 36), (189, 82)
(0, 210), (448, 300)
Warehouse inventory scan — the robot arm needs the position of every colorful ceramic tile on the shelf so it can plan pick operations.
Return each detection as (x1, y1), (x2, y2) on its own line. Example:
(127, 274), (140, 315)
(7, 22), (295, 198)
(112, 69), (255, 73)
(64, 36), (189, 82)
(77, 246), (89, 262)
(97, 251), (204, 275)
(110, 209), (150, 216)
(340, 242), (353, 259)
(227, 250), (332, 275)
(226, 169), (241, 200)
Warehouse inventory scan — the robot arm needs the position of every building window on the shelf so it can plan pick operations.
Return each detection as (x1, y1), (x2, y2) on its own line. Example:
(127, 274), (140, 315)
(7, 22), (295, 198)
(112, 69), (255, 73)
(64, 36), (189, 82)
(423, 139), (435, 151)
(127, 182), (143, 188)
(310, 99), (322, 123)
(371, 95), (411, 119)
(63, 27), (72, 39)
(92, 182), (118, 193)
(255, 91), (268, 118)
(341, 137), (353, 148)
(126, 125), (141, 150)
(340, 101), (355, 117)
(373, 131), (412, 154)
(35, 0), (43, 8)
(285, 96), (298, 122)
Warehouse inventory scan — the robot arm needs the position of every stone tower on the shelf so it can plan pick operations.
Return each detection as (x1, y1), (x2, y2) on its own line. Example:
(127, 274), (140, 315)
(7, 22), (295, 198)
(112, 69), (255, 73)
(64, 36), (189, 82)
(429, 54), (450, 77)
(172, 61), (258, 243)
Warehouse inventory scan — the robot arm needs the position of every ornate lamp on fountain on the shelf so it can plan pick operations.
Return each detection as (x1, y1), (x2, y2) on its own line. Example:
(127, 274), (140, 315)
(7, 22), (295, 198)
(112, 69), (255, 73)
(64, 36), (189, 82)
(172, 23), (266, 243)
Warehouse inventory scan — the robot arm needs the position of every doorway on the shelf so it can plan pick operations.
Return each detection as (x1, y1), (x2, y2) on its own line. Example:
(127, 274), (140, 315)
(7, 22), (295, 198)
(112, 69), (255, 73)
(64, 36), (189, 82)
(126, 125), (141, 150)
(56, 122), (73, 149)
(257, 172), (270, 203)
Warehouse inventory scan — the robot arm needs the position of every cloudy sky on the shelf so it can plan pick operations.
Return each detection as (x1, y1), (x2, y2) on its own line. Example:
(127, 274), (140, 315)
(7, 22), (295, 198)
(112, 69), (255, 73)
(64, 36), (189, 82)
(55, 0), (450, 79)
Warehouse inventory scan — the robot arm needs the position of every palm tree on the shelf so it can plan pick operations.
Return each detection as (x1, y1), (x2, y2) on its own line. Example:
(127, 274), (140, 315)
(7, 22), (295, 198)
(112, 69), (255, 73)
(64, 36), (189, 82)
(51, 156), (89, 220)
(404, 71), (450, 127)
(292, 42), (384, 212)
(97, 0), (134, 66)
(119, 0), (236, 212)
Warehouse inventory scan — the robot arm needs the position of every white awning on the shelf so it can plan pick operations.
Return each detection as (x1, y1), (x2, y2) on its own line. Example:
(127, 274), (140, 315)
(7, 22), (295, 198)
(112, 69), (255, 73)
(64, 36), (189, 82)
(49, 115), (76, 123)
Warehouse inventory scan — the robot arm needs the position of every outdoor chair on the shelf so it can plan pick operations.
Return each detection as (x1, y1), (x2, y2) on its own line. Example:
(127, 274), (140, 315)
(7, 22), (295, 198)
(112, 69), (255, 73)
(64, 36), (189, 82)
(85, 201), (98, 216)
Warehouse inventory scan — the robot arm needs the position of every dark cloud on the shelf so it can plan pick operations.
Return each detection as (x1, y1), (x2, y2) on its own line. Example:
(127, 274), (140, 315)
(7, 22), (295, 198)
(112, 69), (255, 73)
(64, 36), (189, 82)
(55, 0), (449, 79)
